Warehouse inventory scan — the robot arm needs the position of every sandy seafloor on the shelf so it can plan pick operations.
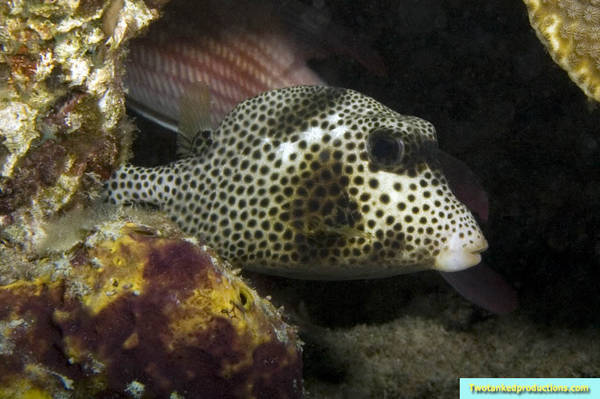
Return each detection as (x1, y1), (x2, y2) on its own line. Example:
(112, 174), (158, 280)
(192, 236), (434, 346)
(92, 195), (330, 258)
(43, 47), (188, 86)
(131, 1), (600, 397)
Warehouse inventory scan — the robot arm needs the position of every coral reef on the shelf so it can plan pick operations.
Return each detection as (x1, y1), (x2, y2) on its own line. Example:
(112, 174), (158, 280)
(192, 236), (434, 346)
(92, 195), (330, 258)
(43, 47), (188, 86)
(0, 217), (302, 398)
(0, 2), (304, 397)
(522, 0), (600, 102)
(0, 0), (159, 248)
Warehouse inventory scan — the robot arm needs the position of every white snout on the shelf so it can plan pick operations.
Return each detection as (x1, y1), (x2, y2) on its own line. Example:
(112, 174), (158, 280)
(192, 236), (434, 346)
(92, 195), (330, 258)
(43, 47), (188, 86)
(434, 231), (488, 272)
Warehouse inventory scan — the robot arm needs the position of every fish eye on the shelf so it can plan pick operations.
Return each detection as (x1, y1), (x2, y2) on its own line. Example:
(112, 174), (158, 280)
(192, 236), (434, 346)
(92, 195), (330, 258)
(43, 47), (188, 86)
(367, 129), (404, 167)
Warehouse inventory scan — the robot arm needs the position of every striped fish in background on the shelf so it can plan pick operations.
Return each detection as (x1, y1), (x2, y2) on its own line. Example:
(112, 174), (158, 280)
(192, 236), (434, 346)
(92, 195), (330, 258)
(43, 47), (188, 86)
(124, 0), (384, 130)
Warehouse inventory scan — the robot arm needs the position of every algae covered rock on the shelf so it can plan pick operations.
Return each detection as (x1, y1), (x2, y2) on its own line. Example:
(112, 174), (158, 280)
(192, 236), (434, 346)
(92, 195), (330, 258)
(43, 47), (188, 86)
(0, 0), (160, 246)
(0, 2), (304, 397)
(0, 221), (303, 398)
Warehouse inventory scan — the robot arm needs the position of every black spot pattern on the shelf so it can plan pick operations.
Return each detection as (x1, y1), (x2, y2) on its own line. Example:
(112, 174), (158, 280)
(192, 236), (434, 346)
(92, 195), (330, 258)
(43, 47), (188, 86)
(106, 86), (485, 279)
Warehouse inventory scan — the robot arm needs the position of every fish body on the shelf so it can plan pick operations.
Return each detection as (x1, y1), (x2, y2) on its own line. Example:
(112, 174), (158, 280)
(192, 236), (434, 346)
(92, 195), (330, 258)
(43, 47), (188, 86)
(107, 86), (487, 280)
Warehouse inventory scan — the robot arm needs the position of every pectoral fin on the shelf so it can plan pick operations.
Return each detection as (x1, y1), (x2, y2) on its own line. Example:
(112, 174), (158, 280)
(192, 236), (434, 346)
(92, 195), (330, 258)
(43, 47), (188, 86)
(440, 263), (518, 314)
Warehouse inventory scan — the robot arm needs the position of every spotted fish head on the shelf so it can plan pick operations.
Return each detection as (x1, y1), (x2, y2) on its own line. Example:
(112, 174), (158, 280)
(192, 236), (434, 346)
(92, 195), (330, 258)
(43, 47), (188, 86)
(210, 86), (488, 279)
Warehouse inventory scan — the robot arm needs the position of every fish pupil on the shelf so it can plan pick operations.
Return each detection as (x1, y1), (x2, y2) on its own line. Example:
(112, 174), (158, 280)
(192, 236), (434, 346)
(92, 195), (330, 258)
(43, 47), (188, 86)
(368, 129), (404, 166)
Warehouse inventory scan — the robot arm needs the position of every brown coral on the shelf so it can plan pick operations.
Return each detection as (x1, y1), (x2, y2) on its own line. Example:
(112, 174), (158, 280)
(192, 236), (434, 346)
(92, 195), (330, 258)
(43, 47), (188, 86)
(523, 0), (600, 102)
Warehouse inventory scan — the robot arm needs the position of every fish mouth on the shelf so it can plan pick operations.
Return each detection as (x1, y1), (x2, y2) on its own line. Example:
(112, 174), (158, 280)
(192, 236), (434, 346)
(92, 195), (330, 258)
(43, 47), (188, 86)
(434, 233), (489, 272)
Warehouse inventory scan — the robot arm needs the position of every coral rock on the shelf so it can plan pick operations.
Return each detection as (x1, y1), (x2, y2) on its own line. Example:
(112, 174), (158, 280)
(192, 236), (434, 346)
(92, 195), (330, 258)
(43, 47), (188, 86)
(0, 0), (160, 247)
(523, 0), (600, 102)
(0, 223), (303, 398)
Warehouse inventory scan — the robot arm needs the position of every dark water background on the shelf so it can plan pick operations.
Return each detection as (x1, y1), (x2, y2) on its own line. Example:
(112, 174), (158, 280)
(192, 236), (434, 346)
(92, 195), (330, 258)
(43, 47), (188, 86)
(317, 0), (600, 329)
(132, 0), (599, 336)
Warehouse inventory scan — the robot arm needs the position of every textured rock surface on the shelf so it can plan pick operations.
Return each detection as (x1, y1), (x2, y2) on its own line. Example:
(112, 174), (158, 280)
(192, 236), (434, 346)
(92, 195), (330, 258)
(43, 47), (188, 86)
(522, 0), (600, 102)
(0, 0), (159, 250)
(0, 218), (302, 398)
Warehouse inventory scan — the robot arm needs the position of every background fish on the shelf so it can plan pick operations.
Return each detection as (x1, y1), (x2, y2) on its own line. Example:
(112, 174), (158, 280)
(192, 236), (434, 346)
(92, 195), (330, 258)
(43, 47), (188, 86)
(125, 0), (384, 129)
